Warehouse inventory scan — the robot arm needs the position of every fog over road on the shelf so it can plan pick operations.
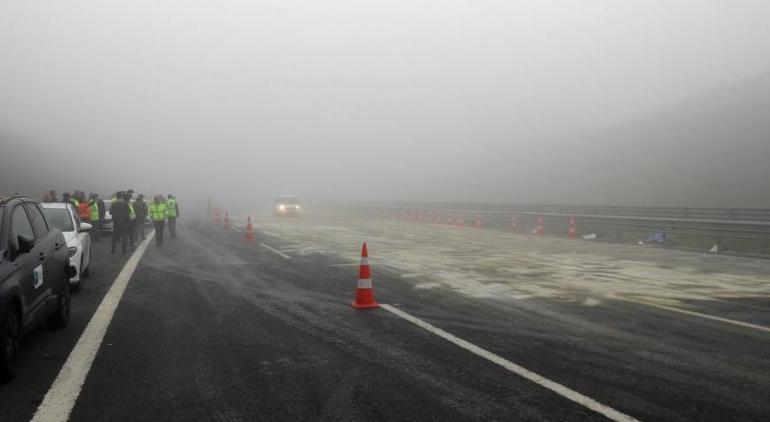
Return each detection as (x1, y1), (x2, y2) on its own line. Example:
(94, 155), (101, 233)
(2, 2), (770, 421)
(3, 211), (768, 421)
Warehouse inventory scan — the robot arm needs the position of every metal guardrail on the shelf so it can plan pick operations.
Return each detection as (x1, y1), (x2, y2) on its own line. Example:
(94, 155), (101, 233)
(328, 202), (770, 256)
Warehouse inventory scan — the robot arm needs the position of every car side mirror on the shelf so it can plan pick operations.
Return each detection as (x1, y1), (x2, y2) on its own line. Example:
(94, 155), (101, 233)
(16, 234), (35, 255)
(79, 222), (92, 233)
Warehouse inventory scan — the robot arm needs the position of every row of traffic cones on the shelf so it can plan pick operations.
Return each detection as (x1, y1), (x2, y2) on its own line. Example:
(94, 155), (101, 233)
(384, 209), (580, 239)
(210, 206), (376, 308)
(212, 208), (255, 241)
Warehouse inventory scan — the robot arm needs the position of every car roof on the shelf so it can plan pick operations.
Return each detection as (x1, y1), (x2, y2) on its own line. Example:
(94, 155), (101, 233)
(0, 194), (37, 206)
(0, 194), (24, 206)
(41, 202), (71, 209)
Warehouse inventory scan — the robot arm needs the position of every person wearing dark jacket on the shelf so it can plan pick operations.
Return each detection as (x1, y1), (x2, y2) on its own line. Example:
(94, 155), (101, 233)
(110, 192), (130, 254)
(97, 195), (106, 225)
(134, 194), (149, 241)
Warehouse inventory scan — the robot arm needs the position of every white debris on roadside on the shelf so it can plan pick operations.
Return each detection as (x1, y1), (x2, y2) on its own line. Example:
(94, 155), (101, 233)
(248, 213), (770, 307)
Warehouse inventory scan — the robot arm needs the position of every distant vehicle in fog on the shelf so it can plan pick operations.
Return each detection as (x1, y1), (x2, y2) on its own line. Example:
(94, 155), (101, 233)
(42, 202), (92, 291)
(274, 195), (300, 217)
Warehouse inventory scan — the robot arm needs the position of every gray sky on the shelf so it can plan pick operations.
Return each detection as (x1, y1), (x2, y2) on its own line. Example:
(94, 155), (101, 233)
(2, 1), (770, 208)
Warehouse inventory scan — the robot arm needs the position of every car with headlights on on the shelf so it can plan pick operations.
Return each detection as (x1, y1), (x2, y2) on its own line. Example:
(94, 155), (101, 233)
(42, 202), (92, 291)
(274, 194), (300, 217)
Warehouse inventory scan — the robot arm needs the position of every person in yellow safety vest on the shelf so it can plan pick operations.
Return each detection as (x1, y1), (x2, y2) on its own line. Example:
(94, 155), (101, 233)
(88, 194), (100, 242)
(166, 194), (179, 239)
(149, 195), (168, 246)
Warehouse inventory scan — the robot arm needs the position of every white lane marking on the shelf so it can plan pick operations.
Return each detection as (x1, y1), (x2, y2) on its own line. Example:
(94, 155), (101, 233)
(380, 304), (640, 422)
(32, 231), (155, 422)
(259, 243), (292, 260)
(618, 297), (770, 333)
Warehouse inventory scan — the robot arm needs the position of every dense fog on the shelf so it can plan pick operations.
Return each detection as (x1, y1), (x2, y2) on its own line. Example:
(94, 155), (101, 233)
(2, 1), (770, 209)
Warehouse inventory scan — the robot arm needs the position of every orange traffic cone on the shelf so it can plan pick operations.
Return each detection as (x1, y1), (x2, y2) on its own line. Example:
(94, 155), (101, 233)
(568, 217), (577, 239)
(475, 215), (482, 229)
(224, 211), (230, 230)
(511, 215), (518, 233)
(245, 216), (254, 241)
(351, 242), (379, 309)
(536, 216), (545, 236)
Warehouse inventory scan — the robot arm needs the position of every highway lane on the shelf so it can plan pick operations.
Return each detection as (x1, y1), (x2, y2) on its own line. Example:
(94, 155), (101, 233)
(2, 213), (768, 421)
(67, 219), (601, 421)
(231, 211), (770, 421)
(0, 236), (132, 422)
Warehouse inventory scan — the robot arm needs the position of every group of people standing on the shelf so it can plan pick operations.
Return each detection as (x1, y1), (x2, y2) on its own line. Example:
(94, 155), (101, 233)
(44, 190), (106, 241)
(148, 194), (179, 246)
(109, 192), (180, 253)
(42, 189), (180, 253)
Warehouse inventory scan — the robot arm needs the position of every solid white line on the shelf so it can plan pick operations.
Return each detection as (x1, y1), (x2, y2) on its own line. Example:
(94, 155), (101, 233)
(259, 242), (291, 259)
(32, 231), (155, 422)
(619, 297), (770, 333)
(380, 304), (640, 422)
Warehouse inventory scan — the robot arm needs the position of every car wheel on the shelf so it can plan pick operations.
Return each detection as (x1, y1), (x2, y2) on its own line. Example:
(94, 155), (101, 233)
(0, 304), (21, 381)
(48, 269), (71, 330)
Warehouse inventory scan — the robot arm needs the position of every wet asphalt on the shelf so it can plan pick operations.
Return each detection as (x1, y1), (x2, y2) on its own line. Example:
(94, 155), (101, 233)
(1, 217), (769, 421)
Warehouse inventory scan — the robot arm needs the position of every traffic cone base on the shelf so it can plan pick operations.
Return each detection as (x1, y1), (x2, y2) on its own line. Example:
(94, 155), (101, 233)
(351, 302), (379, 309)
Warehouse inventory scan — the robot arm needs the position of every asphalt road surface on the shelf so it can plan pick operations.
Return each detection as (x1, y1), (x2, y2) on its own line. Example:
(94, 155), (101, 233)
(2, 212), (769, 421)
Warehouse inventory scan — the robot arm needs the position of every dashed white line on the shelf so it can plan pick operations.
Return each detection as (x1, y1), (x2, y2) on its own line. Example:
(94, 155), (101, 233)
(32, 231), (155, 422)
(618, 297), (770, 333)
(380, 304), (640, 422)
(259, 243), (292, 259)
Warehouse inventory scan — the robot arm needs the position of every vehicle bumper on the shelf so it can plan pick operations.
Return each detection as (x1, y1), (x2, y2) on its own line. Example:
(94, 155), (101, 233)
(69, 250), (83, 283)
(275, 209), (300, 217)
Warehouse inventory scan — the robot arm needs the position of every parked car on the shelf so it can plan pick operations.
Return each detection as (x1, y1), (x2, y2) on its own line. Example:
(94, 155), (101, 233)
(42, 202), (92, 291)
(274, 194), (300, 217)
(0, 195), (73, 381)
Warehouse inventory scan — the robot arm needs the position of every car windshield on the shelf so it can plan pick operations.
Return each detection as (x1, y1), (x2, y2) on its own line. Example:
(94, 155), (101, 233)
(43, 208), (75, 232)
(276, 197), (299, 205)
